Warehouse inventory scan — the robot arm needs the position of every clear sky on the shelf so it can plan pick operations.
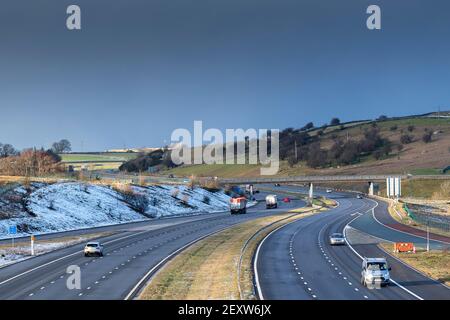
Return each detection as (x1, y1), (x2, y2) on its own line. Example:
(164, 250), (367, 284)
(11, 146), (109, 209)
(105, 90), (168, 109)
(1, 0), (449, 151)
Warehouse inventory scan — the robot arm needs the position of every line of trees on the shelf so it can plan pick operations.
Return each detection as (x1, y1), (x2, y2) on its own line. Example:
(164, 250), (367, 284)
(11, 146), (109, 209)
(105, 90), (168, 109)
(0, 139), (69, 176)
(0, 148), (63, 176)
(119, 149), (177, 173)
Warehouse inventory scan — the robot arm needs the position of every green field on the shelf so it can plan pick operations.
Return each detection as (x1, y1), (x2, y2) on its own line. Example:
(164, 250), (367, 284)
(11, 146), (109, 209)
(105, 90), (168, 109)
(408, 168), (447, 175)
(60, 153), (139, 163)
(59, 152), (140, 171)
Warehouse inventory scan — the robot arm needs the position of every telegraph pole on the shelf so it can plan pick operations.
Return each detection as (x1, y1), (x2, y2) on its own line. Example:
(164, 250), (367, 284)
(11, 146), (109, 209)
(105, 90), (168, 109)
(294, 140), (298, 161)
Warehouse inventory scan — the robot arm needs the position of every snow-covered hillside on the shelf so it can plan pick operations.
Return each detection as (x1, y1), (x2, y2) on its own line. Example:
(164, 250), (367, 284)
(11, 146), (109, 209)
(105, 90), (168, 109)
(0, 182), (231, 239)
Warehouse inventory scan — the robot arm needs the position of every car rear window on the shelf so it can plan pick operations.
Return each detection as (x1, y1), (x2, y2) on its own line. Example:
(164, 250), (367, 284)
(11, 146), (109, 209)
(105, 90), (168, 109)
(86, 243), (98, 247)
(367, 262), (387, 271)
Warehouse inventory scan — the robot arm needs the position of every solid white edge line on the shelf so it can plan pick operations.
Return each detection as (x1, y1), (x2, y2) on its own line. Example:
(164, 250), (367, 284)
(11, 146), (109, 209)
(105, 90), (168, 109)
(367, 198), (449, 245)
(377, 242), (450, 291)
(0, 229), (150, 287)
(124, 225), (235, 300)
(254, 194), (365, 300)
(254, 218), (304, 300)
(343, 201), (424, 301)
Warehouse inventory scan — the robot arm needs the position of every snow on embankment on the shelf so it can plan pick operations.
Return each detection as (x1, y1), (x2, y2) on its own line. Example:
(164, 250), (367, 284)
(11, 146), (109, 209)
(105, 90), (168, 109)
(0, 182), (230, 239)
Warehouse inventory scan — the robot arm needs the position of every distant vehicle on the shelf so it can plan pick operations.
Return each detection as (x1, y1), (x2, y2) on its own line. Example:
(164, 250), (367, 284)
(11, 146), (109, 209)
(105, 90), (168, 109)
(245, 184), (255, 194)
(230, 197), (247, 214)
(84, 241), (104, 257)
(356, 194), (363, 199)
(266, 194), (278, 209)
(274, 183), (281, 187)
(168, 174), (174, 178)
(329, 233), (345, 245)
(361, 258), (391, 287)
(326, 189), (333, 193)
(282, 197), (291, 203)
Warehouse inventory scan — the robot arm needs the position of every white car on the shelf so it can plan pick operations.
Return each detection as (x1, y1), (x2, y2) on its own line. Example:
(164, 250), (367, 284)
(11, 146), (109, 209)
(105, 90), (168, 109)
(361, 258), (391, 287)
(326, 189), (333, 193)
(84, 241), (104, 257)
(329, 233), (345, 245)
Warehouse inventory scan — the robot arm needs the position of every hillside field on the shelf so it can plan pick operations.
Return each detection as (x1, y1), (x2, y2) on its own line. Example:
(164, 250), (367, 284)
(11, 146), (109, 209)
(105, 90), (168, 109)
(166, 116), (450, 178)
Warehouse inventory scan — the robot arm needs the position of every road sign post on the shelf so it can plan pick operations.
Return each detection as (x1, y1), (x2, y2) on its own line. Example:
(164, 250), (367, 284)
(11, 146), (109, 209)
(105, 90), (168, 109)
(9, 225), (17, 252)
(31, 235), (35, 256)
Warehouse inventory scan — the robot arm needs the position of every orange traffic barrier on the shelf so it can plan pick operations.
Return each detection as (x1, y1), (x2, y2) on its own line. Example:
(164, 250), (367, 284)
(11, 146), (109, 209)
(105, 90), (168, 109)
(394, 242), (415, 253)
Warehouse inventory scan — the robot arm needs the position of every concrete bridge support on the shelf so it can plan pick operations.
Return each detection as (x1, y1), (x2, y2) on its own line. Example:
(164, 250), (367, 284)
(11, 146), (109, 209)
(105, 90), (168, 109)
(368, 182), (374, 196)
(308, 183), (314, 206)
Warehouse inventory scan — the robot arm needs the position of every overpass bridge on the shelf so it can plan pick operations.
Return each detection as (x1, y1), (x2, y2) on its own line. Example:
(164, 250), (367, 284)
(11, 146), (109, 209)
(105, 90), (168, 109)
(217, 174), (450, 185)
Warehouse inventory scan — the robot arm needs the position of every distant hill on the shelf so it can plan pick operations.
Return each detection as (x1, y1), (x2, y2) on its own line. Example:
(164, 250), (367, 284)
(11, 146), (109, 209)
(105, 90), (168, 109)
(164, 112), (450, 177)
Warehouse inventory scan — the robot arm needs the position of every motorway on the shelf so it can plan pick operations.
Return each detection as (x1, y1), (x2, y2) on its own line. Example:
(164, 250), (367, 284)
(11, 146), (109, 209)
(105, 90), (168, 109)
(1, 183), (448, 300)
(255, 185), (450, 300)
(0, 191), (304, 300)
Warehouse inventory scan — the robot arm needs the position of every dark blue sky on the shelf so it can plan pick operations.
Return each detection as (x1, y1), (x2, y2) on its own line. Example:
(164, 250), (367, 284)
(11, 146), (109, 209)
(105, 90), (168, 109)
(1, 0), (449, 151)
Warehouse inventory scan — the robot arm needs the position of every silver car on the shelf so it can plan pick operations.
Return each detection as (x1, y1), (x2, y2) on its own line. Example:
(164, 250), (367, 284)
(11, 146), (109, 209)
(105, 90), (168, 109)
(329, 233), (345, 245)
(84, 241), (104, 257)
(361, 258), (391, 287)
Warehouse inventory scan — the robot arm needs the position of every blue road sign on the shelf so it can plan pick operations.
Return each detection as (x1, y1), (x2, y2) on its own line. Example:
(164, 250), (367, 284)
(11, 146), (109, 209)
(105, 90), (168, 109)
(9, 225), (17, 235)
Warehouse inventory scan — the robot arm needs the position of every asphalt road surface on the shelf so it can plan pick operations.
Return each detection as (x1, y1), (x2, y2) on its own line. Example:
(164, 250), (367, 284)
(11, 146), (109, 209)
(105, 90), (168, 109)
(255, 186), (450, 300)
(0, 190), (304, 300)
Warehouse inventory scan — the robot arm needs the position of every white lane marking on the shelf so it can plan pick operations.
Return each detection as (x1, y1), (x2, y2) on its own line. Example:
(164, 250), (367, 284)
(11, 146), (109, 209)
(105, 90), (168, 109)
(366, 198), (449, 245)
(254, 217), (306, 301)
(125, 224), (240, 300)
(377, 242), (450, 291)
(0, 229), (151, 287)
(343, 207), (424, 301)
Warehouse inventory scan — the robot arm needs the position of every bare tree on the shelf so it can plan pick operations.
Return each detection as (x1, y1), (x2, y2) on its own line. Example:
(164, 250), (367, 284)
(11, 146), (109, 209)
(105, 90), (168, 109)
(52, 139), (72, 153)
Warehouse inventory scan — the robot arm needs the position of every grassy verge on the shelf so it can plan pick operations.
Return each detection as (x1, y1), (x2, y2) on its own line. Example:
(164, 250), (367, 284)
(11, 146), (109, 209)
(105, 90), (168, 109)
(379, 243), (450, 286)
(139, 207), (327, 300)
(386, 200), (450, 238)
(379, 179), (450, 200)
